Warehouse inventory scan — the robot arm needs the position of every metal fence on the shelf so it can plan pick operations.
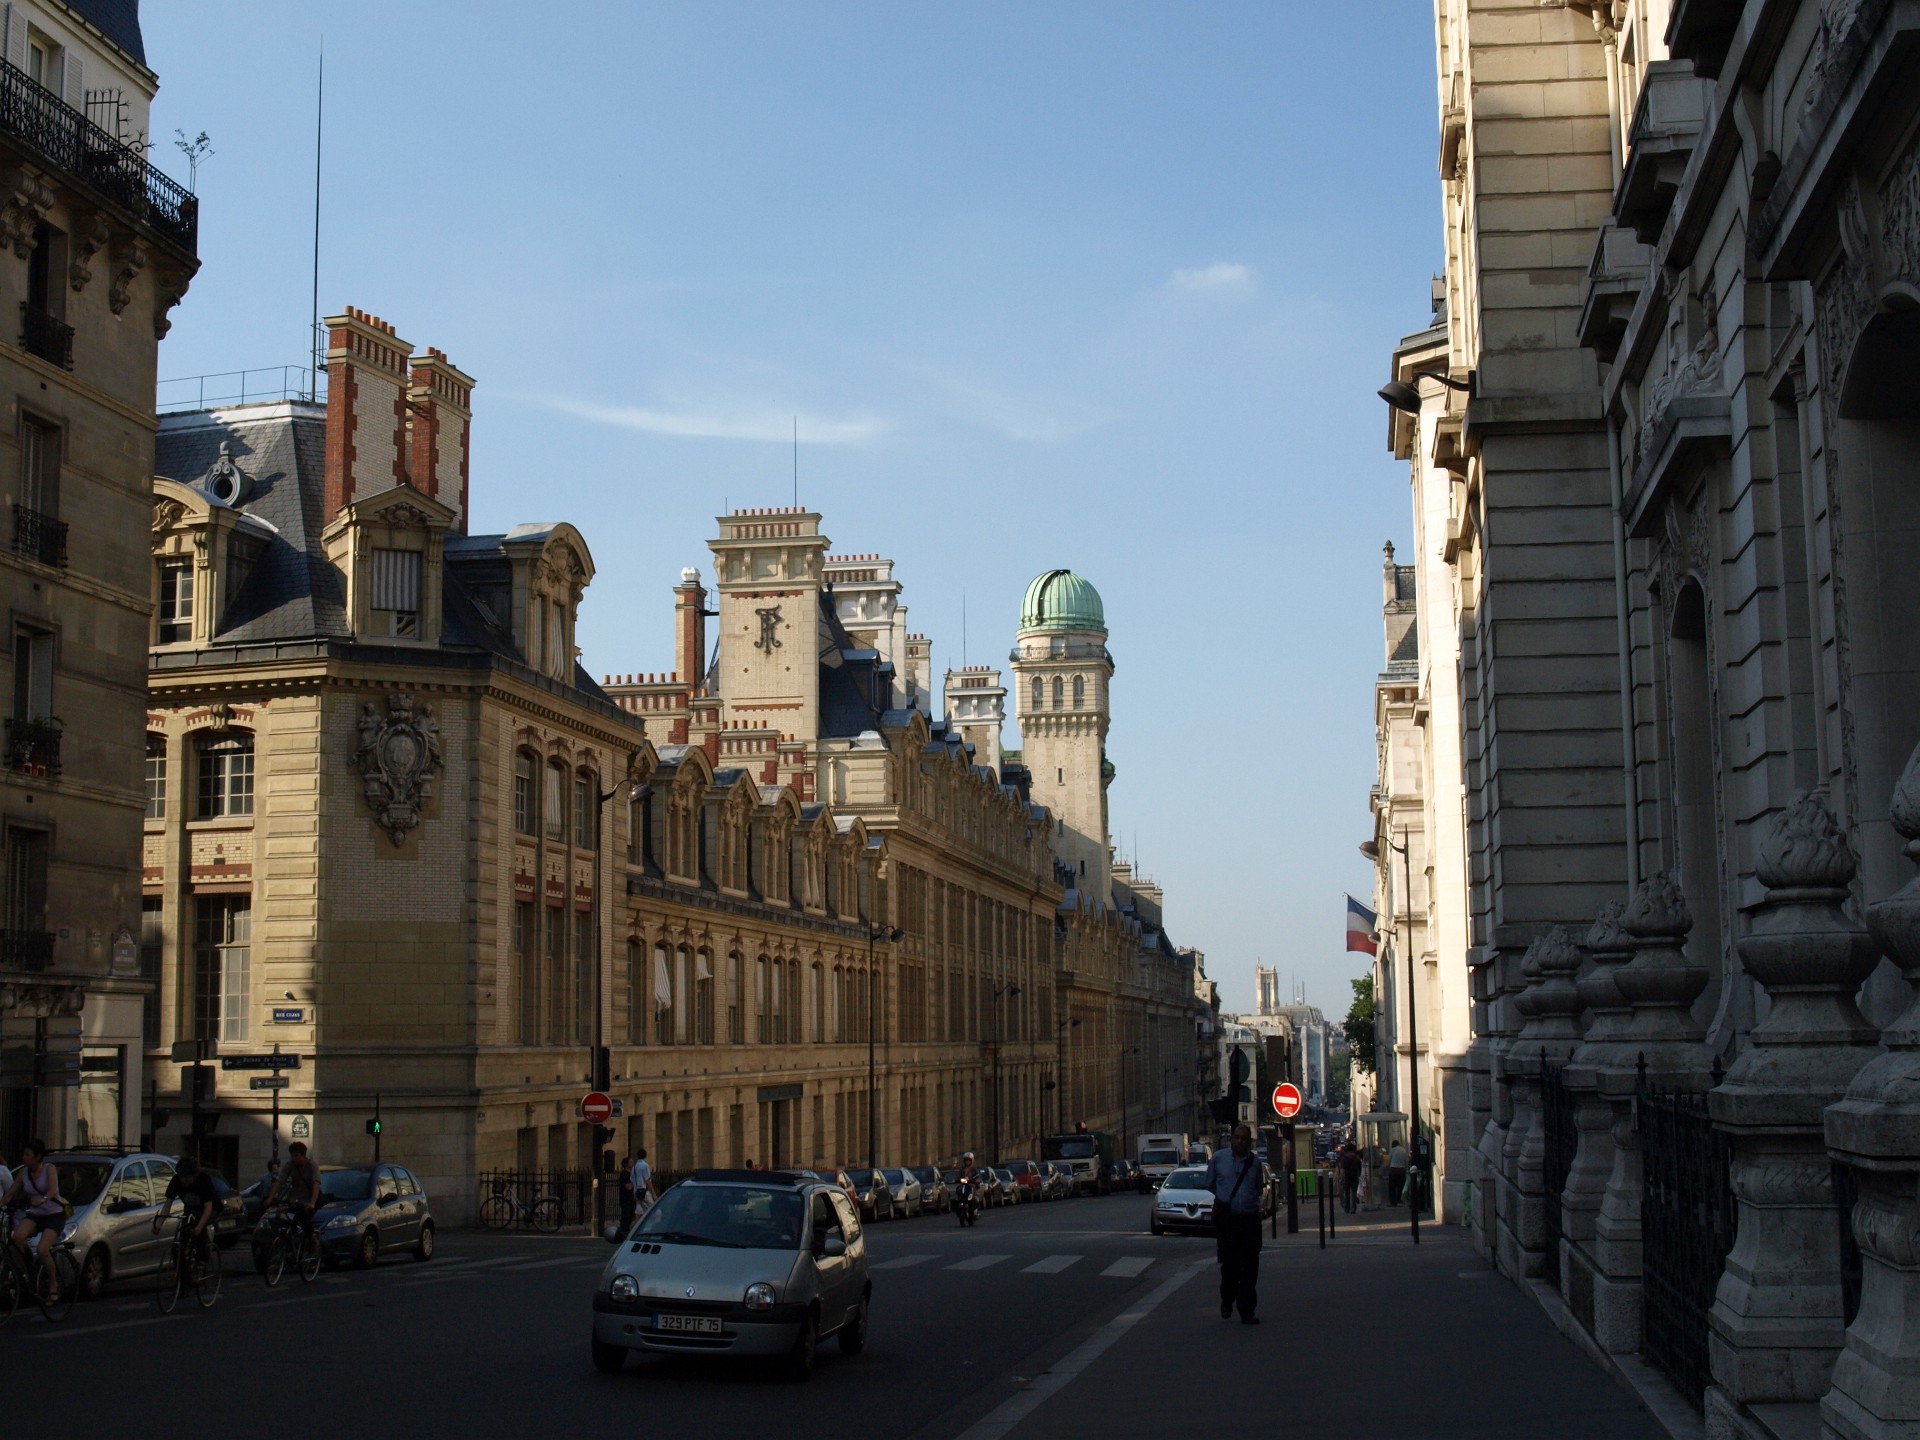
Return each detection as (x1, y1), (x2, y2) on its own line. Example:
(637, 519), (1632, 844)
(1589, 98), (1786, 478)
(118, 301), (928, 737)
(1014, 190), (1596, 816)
(475, 1169), (596, 1228)
(1540, 1050), (1575, 1289)
(1638, 1058), (1735, 1410)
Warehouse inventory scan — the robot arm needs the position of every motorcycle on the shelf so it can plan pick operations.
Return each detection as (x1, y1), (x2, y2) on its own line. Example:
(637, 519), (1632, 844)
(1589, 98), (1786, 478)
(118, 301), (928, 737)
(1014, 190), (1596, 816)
(955, 1176), (978, 1227)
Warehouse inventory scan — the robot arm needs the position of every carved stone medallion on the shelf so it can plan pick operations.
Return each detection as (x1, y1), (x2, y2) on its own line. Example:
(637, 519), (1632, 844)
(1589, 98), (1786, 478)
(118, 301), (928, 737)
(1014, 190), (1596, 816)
(353, 692), (443, 845)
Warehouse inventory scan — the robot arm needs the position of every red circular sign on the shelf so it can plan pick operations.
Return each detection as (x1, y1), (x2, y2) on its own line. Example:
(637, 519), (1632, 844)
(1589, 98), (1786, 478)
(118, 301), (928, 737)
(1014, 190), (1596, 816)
(581, 1091), (614, 1124)
(1271, 1083), (1303, 1119)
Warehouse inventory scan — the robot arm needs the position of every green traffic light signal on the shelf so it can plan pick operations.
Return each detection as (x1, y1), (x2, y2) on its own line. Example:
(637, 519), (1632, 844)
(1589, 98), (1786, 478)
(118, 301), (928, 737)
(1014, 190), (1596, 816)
(366, 1117), (382, 1136)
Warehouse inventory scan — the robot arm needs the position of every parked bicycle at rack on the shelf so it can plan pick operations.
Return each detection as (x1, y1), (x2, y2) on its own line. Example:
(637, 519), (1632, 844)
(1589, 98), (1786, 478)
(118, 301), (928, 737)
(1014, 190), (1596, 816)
(478, 1179), (562, 1233)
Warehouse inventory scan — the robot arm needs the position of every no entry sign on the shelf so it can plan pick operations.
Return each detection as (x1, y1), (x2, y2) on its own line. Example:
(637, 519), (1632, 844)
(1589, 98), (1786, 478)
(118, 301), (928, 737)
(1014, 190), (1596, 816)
(1271, 1082), (1303, 1120)
(580, 1091), (614, 1125)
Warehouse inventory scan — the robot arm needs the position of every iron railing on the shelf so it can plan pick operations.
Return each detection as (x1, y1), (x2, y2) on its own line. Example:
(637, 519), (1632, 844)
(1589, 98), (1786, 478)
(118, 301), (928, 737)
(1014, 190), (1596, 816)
(11, 504), (66, 568)
(18, 303), (71, 368)
(0, 929), (54, 971)
(476, 1168), (597, 1227)
(0, 58), (196, 253)
(1540, 1049), (1575, 1288)
(1638, 1057), (1736, 1410)
(4, 717), (60, 776)
(156, 365), (326, 414)
(1833, 1159), (1862, 1327)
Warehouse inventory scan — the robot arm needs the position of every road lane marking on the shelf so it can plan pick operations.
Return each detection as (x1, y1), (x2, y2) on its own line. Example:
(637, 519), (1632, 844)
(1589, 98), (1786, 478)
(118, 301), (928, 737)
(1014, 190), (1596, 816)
(946, 1253), (1012, 1271)
(1100, 1256), (1153, 1278)
(1022, 1255), (1080, 1274)
(870, 1254), (936, 1270)
(954, 1259), (1208, 1440)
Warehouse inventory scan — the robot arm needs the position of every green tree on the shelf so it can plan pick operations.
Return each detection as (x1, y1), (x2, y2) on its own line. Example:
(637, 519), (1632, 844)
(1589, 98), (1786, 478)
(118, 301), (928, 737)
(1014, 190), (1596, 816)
(1343, 975), (1376, 1075)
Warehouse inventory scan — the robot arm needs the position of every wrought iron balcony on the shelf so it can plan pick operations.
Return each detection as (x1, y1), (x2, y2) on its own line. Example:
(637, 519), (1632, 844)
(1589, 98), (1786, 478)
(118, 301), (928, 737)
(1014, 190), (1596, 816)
(5, 716), (62, 776)
(18, 302), (72, 369)
(0, 58), (196, 254)
(0, 928), (55, 971)
(11, 504), (66, 568)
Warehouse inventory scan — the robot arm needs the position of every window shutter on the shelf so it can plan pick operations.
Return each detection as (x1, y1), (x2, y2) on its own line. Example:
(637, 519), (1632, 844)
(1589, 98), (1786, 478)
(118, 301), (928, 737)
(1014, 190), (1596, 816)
(5, 8), (24, 69)
(61, 49), (81, 112)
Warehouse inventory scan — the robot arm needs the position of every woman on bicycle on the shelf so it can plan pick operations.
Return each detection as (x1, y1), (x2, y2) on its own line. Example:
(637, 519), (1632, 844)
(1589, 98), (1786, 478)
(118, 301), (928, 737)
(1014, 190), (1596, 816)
(153, 1154), (221, 1274)
(3, 1139), (65, 1303)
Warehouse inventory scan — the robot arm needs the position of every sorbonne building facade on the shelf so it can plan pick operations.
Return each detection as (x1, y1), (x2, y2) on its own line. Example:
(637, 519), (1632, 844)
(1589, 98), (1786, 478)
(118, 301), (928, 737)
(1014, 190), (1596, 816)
(1373, 2), (1920, 1434)
(141, 310), (1197, 1219)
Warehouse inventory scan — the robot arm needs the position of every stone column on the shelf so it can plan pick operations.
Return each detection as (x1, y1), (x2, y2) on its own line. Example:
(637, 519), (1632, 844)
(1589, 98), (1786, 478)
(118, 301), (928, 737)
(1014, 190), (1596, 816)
(1705, 794), (1881, 1433)
(1561, 901), (1635, 1332)
(1474, 941), (1521, 1262)
(1822, 748), (1920, 1440)
(1511, 927), (1584, 1280)
(1497, 934), (1546, 1277)
(1591, 871), (1712, 1354)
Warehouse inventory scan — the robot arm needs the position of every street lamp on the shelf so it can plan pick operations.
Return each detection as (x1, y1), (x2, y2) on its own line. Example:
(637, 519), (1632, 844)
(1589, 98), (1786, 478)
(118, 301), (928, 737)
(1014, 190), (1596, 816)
(867, 922), (904, 1170)
(991, 983), (1021, 1162)
(1055, 1016), (1081, 1132)
(1377, 370), (1473, 415)
(1360, 830), (1422, 1243)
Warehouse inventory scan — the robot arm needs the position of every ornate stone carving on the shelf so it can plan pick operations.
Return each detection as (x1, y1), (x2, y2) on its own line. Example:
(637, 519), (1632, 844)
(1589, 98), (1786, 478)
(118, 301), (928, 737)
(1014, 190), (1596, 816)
(68, 210), (110, 292)
(352, 692), (443, 845)
(108, 235), (148, 316)
(152, 498), (185, 534)
(0, 167), (53, 258)
(755, 605), (784, 653)
(1617, 870), (1712, 1053)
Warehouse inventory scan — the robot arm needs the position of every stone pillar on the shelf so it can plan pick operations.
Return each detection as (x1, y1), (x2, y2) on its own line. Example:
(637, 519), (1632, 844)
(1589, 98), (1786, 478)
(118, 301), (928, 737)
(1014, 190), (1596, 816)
(1561, 901), (1635, 1332)
(1591, 871), (1712, 1354)
(1822, 749), (1920, 1440)
(1511, 927), (1584, 1279)
(1472, 941), (1518, 1262)
(1497, 934), (1546, 1278)
(1704, 794), (1881, 1433)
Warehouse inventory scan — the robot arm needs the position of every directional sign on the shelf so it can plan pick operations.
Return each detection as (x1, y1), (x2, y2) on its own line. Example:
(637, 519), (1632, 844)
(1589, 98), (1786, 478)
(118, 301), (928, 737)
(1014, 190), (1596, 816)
(579, 1091), (614, 1125)
(1271, 1082), (1303, 1120)
(220, 1054), (302, 1071)
(250, 1075), (290, 1091)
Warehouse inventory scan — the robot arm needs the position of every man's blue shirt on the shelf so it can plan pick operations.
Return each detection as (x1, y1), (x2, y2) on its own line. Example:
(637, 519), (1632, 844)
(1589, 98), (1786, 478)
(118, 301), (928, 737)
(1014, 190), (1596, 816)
(1207, 1149), (1263, 1216)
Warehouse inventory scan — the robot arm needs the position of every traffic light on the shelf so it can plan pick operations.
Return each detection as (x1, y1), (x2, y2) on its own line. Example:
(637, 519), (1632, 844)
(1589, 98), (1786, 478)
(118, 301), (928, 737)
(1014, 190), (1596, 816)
(365, 1116), (382, 1137)
(1228, 1048), (1251, 1087)
(592, 1045), (611, 1093)
(595, 1126), (617, 1173)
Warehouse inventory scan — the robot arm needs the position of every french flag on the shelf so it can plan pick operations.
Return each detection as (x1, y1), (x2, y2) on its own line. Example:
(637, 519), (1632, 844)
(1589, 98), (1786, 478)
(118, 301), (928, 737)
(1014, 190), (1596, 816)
(1346, 895), (1378, 956)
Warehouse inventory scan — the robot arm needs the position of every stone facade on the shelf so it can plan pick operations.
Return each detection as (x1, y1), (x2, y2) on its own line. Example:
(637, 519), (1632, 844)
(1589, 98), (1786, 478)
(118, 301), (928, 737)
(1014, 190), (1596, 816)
(0, 0), (195, 1155)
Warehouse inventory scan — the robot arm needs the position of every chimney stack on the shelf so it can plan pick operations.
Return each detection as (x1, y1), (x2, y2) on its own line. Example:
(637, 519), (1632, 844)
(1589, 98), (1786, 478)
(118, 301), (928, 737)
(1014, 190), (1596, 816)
(675, 568), (707, 692)
(407, 346), (475, 534)
(323, 307), (411, 523)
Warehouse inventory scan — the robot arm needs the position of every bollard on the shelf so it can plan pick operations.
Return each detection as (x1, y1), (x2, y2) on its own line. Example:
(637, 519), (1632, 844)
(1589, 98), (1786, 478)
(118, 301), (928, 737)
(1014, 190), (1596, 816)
(1317, 1169), (1326, 1249)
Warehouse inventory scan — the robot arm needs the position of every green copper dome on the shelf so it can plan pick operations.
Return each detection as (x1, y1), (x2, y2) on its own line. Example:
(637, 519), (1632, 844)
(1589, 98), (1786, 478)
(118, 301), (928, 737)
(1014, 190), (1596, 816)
(1019, 569), (1105, 632)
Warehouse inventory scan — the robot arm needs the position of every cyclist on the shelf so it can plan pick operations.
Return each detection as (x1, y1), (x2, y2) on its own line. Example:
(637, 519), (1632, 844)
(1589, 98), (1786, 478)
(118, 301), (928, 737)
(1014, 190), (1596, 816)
(153, 1154), (222, 1277)
(268, 1141), (320, 1254)
(3, 1139), (64, 1303)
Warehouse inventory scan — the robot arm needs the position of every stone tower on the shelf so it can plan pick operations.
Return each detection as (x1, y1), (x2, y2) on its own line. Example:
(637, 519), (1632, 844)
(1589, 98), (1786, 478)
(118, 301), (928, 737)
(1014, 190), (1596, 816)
(944, 665), (1006, 774)
(1011, 569), (1113, 889)
(707, 508), (828, 743)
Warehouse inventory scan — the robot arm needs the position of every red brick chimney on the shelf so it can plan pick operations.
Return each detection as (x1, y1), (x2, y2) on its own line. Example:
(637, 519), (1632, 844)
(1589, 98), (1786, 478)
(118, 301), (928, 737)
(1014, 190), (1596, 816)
(323, 307), (411, 523)
(674, 568), (707, 693)
(407, 347), (475, 534)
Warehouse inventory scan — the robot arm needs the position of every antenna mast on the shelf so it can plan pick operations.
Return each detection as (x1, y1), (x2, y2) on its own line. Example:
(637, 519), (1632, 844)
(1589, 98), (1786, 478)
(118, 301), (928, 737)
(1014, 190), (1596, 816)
(309, 42), (324, 400)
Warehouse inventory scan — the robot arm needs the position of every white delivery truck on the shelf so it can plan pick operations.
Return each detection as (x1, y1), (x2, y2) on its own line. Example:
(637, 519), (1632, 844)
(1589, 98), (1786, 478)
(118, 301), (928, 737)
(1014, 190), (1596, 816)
(1137, 1132), (1190, 1188)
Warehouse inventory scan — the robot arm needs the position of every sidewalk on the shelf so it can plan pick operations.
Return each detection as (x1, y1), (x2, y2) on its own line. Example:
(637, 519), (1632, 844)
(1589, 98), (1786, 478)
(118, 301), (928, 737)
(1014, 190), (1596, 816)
(971, 1216), (1668, 1440)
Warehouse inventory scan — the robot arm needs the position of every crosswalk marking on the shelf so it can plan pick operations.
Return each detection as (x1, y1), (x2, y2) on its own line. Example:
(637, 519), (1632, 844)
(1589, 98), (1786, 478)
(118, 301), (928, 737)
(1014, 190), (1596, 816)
(870, 1254), (936, 1270)
(1100, 1256), (1153, 1278)
(1022, 1254), (1080, 1274)
(945, 1253), (1011, 1271)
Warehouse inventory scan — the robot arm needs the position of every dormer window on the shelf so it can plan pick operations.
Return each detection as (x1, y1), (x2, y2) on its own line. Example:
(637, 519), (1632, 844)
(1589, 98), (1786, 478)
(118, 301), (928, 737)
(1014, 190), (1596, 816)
(157, 562), (194, 643)
(370, 548), (422, 638)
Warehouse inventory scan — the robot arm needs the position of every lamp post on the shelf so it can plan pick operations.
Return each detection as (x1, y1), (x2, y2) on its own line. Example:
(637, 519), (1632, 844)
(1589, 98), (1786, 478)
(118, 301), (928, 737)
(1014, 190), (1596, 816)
(991, 983), (1021, 1161)
(590, 749), (643, 1235)
(1378, 370), (1473, 414)
(1360, 829), (1421, 1243)
(1055, 1016), (1081, 1132)
(867, 922), (905, 1170)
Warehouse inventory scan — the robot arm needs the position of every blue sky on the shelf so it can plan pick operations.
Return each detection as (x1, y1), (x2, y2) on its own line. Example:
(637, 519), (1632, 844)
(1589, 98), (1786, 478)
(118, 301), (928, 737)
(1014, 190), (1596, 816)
(146, 2), (1440, 1018)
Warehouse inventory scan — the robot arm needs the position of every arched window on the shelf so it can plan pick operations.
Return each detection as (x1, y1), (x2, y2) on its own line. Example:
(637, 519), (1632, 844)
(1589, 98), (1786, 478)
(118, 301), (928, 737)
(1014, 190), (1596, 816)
(1051, 676), (1063, 709)
(630, 790), (653, 866)
(788, 959), (802, 1044)
(695, 949), (714, 1044)
(196, 732), (254, 818)
(514, 752), (537, 836)
(726, 952), (745, 1043)
(1072, 675), (1086, 710)
(573, 770), (596, 849)
(1031, 676), (1043, 712)
(545, 759), (567, 840)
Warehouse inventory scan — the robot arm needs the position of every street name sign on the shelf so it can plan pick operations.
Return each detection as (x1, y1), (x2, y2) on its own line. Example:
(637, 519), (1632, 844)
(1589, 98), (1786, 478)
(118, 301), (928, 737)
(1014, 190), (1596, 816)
(1271, 1082), (1303, 1119)
(220, 1053), (302, 1071)
(250, 1075), (290, 1091)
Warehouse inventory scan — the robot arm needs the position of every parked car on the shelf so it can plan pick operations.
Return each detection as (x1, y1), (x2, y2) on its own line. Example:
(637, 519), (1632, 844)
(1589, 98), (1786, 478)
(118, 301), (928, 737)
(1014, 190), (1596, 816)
(1114, 1159), (1149, 1193)
(1041, 1162), (1074, 1200)
(801, 1168), (862, 1212)
(1002, 1161), (1045, 1201)
(592, 1167), (871, 1379)
(911, 1166), (949, 1214)
(841, 1168), (895, 1223)
(1149, 1165), (1216, 1235)
(972, 1168), (1005, 1207)
(879, 1167), (923, 1217)
(313, 1163), (436, 1267)
(48, 1151), (224, 1299)
(991, 1167), (1023, 1203)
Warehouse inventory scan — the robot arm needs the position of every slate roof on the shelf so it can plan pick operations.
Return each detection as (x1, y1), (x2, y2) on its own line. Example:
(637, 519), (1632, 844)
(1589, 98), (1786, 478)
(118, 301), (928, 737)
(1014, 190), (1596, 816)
(65, 0), (145, 65)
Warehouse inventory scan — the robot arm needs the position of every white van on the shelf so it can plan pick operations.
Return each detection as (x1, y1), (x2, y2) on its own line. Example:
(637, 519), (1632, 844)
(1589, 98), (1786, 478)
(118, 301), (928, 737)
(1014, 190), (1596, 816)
(1137, 1132), (1189, 1187)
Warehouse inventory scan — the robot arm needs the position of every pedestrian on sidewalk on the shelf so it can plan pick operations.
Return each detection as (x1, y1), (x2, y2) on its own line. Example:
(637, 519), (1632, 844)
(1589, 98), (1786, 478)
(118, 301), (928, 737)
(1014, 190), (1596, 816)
(616, 1155), (635, 1235)
(1207, 1124), (1266, 1325)
(1338, 1142), (1361, 1214)
(629, 1148), (656, 1223)
(1388, 1139), (1409, 1206)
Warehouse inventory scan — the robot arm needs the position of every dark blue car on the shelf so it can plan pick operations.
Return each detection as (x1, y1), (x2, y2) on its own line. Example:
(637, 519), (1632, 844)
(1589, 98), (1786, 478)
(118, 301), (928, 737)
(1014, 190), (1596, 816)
(315, 1163), (436, 1267)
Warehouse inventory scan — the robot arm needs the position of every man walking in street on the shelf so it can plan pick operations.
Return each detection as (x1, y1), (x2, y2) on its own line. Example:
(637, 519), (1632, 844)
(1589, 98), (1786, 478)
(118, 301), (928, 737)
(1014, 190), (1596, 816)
(629, 1148), (655, 1222)
(1207, 1124), (1265, 1325)
(1388, 1138), (1409, 1207)
(1338, 1142), (1362, 1215)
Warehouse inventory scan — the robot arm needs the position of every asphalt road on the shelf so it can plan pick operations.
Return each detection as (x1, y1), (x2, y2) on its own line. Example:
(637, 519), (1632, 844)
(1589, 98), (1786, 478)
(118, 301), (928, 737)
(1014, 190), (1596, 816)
(6, 1194), (1668, 1440)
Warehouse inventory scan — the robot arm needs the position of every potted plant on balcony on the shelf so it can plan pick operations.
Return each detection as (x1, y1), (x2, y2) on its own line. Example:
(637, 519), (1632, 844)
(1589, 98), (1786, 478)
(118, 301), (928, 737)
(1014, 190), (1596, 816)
(7, 715), (63, 776)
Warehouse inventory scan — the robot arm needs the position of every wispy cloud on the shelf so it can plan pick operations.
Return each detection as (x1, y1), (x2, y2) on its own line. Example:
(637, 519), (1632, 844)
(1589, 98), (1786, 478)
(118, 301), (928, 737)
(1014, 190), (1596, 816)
(1169, 260), (1256, 293)
(903, 362), (1102, 444)
(532, 395), (885, 446)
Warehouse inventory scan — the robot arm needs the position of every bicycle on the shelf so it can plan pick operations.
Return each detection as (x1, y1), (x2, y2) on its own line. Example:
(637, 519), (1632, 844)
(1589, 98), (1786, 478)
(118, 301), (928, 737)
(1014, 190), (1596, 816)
(0, 1210), (77, 1325)
(253, 1205), (322, 1287)
(155, 1216), (222, 1313)
(479, 1181), (561, 1233)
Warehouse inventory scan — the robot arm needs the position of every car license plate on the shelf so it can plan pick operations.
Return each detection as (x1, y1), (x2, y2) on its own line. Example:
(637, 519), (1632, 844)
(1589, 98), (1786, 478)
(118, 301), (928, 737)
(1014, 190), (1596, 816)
(654, 1313), (723, 1334)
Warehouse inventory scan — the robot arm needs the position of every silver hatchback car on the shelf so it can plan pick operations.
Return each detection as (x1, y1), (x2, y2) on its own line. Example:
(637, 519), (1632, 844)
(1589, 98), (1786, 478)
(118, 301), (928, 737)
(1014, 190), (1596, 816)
(592, 1169), (871, 1380)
